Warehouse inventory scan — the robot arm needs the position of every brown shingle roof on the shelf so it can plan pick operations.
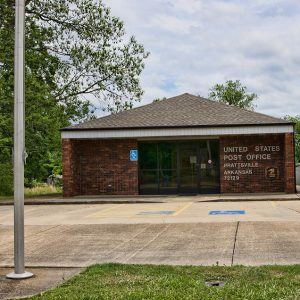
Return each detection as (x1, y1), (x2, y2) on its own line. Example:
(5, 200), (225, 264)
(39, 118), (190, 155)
(62, 93), (291, 130)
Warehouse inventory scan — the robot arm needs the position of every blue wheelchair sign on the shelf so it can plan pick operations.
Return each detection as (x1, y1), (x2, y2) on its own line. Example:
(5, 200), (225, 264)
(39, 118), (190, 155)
(130, 150), (138, 161)
(209, 210), (245, 215)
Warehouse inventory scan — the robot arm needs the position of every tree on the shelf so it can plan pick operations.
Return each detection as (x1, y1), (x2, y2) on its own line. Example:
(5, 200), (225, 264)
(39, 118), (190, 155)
(152, 97), (167, 103)
(0, 0), (149, 194)
(26, 0), (149, 113)
(284, 115), (300, 164)
(208, 80), (257, 110)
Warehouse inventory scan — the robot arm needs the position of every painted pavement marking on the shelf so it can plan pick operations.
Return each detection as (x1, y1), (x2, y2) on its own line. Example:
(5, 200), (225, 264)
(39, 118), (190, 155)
(137, 210), (175, 216)
(209, 210), (246, 215)
(172, 202), (193, 216)
(136, 202), (193, 217)
(85, 204), (126, 218)
(271, 201), (278, 208)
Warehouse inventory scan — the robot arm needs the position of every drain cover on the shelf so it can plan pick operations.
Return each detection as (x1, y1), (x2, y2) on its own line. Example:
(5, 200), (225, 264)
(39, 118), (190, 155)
(205, 280), (225, 287)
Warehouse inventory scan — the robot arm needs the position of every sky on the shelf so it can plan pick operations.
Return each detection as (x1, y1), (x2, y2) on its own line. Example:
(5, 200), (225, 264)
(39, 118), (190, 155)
(104, 0), (300, 118)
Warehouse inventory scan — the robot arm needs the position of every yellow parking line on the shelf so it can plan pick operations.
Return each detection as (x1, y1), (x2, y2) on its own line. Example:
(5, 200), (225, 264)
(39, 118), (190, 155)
(86, 204), (126, 218)
(271, 201), (277, 208)
(172, 202), (193, 216)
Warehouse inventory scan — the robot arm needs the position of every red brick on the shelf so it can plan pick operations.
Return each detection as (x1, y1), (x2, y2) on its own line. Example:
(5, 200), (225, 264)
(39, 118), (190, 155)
(220, 134), (295, 194)
(62, 139), (138, 197)
(284, 133), (296, 193)
(63, 133), (296, 196)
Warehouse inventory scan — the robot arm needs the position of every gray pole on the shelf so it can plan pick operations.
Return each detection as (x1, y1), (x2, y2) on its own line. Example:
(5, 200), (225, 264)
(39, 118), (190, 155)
(6, 0), (33, 280)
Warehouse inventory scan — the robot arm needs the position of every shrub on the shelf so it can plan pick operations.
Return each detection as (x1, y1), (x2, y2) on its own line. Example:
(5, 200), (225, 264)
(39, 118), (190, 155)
(0, 163), (13, 196)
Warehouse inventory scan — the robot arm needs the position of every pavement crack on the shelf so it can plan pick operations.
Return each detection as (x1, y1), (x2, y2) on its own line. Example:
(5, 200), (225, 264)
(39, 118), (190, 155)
(124, 224), (171, 263)
(27, 225), (62, 238)
(105, 225), (152, 260)
(277, 204), (300, 215)
(231, 221), (240, 266)
(283, 207), (300, 214)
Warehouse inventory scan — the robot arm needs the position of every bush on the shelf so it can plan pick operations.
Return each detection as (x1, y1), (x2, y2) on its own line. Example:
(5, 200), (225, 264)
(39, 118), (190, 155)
(24, 183), (62, 197)
(0, 163), (13, 196)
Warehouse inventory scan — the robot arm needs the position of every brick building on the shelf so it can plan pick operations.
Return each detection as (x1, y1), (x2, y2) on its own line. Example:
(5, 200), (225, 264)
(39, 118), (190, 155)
(61, 93), (296, 197)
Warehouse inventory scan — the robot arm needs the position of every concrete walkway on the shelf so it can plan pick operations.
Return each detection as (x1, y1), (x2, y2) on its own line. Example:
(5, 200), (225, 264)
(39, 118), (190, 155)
(2, 221), (299, 299)
(1, 201), (300, 267)
(1, 200), (300, 299)
(0, 192), (299, 205)
(0, 267), (81, 300)
(1, 222), (300, 268)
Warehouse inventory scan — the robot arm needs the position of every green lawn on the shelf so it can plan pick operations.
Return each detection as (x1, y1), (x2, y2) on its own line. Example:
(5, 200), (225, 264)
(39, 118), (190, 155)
(24, 184), (62, 198)
(0, 185), (62, 200)
(27, 264), (300, 300)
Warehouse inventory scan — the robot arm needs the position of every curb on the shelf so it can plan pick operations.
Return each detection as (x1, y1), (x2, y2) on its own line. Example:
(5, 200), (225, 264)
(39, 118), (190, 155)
(1, 197), (299, 205)
(0, 200), (165, 206)
(200, 198), (300, 202)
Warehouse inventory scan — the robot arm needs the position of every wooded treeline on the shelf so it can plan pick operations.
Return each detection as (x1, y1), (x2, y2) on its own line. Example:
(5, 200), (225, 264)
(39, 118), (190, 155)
(0, 0), (149, 195)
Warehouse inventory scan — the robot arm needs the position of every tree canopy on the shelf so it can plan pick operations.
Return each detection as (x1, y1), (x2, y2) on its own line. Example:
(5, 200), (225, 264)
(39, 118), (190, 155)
(152, 97), (167, 103)
(284, 115), (300, 164)
(0, 0), (149, 194)
(208, 80), (257, 110)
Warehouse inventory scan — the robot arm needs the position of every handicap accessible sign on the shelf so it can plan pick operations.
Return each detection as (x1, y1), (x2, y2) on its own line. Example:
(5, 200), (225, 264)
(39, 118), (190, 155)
(130, 149), (138, 161)
(209, 210), (245, 215)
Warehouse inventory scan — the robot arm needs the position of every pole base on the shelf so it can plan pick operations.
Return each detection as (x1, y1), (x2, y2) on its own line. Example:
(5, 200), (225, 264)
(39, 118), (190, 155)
(6, 271), (34, 280)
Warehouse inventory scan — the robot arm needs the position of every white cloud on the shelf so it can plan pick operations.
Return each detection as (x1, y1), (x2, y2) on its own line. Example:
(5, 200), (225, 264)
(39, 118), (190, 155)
(148, 14), (199, 35)
(167, 0), (203, 14)
(104, 0), (300, 117)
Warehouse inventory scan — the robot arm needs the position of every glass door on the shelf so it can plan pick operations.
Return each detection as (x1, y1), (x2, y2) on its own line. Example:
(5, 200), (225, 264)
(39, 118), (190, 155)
(178, 142), (199, 194)
(198, 140), (220, 194)
(158, 142), (178, 194)
(139, 143), (159, 194)
(139, 140), (220, 195)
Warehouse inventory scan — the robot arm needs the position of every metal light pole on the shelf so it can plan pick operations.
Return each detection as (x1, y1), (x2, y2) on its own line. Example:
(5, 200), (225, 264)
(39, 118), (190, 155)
(6, 0), (33, 280)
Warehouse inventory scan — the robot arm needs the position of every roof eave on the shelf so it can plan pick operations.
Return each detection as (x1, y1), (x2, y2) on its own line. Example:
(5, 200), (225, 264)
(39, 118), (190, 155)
(60, 122), (294, 132)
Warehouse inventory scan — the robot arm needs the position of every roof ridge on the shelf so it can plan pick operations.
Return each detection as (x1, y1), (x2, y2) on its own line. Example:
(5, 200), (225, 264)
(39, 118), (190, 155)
(191, 94), (286, 122)
(64, 93), (189, 129)
(62, 93), (292, 130)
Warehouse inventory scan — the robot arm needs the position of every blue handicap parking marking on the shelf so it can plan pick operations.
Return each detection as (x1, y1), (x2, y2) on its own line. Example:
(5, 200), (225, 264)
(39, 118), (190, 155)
(130, 149), (138, 161)
(209, 210), (245, 215)
(138, 210), (175, 216)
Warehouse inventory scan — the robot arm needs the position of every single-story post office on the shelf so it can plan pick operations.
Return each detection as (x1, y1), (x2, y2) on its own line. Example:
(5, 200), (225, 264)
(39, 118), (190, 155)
(61, 93), (296, 197)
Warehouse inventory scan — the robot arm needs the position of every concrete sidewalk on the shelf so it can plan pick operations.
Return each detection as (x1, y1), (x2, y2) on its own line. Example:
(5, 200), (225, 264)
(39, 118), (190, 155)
(1, 222), (300, 268)
(1, 221), (299, 299)
(0, 267), (81, 300)
(0, 192), (299, 205)
(1, 200), (300, 299)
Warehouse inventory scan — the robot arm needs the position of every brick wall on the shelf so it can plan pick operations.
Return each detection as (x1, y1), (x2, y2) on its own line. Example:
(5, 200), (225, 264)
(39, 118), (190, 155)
(284, 133), (296, 193)
(220, 133), (295, 193)
(62, 139), (80, 197)
(62, 133), (296, 196)
(62, 139), (139, 197)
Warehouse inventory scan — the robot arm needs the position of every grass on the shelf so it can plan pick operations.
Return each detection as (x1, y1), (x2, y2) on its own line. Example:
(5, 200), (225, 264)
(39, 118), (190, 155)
(27, 264), (300, 300)
(0, 184), (62, 200)
(24, 184), (62, 198)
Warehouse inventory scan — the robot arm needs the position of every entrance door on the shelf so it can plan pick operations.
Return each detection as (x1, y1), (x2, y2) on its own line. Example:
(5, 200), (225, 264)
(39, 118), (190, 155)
(177, 141), (220, 194)
(139, 140), (220, 195)
(178, 142), (199, 194)
(198, 140), (220, 194)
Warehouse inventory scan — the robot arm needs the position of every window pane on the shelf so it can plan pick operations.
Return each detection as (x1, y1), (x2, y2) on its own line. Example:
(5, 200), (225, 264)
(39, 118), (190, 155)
(199, 140), (220, 193)
(179, 143), (198, 193)
(159, 169), (177, 194)
(158, 142), (177, 169)
(139, 170), (158, 194)
(139, 143), (157, 169)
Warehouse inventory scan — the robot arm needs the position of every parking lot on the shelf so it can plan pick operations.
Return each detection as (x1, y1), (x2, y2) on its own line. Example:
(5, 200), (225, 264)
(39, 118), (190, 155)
(1, 200), (300, 267)
(1, 200), (300, 225)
